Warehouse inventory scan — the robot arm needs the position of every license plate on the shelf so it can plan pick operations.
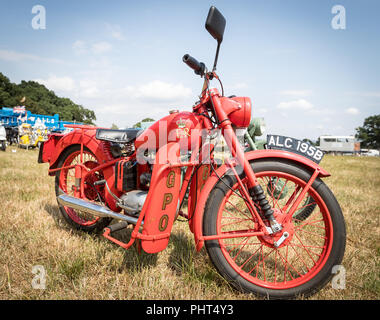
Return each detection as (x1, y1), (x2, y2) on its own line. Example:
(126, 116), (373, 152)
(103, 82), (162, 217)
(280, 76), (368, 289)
(266, 135), (324, 164)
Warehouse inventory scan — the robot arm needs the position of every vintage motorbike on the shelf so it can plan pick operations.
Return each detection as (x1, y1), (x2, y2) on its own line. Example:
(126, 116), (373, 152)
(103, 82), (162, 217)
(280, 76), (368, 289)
(38, 6), (346, 299)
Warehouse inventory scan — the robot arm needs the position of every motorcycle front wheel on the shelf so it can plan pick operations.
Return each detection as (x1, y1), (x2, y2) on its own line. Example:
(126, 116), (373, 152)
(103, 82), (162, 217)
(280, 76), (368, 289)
(203, 159), (346, 299)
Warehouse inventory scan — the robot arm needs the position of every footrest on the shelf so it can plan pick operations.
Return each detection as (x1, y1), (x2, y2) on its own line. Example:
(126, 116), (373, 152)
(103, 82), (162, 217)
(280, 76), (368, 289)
(104, 221), (129, 233)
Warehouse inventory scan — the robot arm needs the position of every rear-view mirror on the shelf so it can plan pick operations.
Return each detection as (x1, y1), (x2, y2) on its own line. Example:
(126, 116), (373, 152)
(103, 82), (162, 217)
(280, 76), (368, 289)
(205, 6), (226, 43)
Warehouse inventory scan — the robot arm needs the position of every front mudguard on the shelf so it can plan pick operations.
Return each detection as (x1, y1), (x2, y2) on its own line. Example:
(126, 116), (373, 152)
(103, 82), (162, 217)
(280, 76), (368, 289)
(139, 142), (182, 254)
(192, 149), (330, 251)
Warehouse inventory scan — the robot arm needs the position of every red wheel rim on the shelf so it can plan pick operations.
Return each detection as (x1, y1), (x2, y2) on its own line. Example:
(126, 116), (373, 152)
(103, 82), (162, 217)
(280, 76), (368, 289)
(59, 150), (103, 226)
(216, 171), (333, 290)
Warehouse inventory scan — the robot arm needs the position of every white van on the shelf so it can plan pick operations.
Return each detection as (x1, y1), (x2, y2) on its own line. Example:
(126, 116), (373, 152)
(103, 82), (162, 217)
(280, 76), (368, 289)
(362, 149), (380, 157)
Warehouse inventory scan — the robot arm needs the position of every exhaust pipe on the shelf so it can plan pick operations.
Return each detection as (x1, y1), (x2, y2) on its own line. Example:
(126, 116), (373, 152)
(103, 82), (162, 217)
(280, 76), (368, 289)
(57, 193), (141, 225)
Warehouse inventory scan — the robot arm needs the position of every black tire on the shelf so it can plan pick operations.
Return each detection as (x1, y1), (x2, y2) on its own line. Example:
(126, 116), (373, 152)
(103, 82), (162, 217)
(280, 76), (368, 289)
(55, 145), (112, 233)
(203, 159), (346, 299)
(293, 196), (317, 221)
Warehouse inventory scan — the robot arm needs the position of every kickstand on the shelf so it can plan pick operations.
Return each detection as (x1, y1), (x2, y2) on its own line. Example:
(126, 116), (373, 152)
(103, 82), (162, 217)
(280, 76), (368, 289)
(136, 239), (142, 254)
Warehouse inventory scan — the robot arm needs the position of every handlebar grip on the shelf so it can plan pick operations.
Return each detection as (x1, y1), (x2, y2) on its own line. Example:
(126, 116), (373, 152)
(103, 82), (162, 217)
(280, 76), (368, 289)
(183, 54), (205, 76)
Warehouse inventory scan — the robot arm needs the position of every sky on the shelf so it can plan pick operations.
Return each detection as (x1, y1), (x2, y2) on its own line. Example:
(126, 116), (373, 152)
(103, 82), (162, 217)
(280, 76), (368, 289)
(0, 0), (379, 141)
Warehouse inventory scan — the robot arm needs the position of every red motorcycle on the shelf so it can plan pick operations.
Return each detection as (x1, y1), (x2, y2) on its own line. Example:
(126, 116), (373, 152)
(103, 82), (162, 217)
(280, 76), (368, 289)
(39, 6), (346, 299)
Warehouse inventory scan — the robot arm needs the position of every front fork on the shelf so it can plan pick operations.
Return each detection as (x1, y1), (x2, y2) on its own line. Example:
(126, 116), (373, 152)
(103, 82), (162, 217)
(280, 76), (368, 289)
(223, 125), (282, 234)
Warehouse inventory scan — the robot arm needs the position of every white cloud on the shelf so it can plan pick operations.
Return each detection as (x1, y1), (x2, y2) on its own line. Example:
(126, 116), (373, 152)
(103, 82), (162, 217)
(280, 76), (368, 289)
(72, 40), (87, 54)
(256, 108), (268, 114)
(322, 117), (332, 122)
(308, 107), (337, 116)
(105, 24), (125, 40)
(78, 79), (100, 98)
(361, 92), (380, 98)
(34, 75), (75, 92)
(345, 107), (360, 115)
(0, 49), (63, 64)
(345, 91), (380, 98)
(34, 74), (108, 98)
(277, 99), (314, 110)
(125, 80), (192, 102)
(229, 82), (248, 90)
(73, 40), (112, 55)
(280, 90), (312, 97)
(91, 41), (112, 54)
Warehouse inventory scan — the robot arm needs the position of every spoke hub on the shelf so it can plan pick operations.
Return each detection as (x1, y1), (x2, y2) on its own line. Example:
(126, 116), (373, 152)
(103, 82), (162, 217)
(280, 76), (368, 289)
(259, 209), (294, 248)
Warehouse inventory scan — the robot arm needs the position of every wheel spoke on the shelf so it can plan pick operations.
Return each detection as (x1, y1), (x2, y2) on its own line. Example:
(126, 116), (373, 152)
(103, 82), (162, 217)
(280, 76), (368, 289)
(283, 186), (301, 213)
(295, 227), (327, 240)
(231, 238), (250, 261)
(225, 199), (252, 221)
(221, 217), (252, 228)
(239, 244), (263, 269)
(272, 179), (289, 211)
(293, 233), (318, 265)
(277, 247), (303, 279)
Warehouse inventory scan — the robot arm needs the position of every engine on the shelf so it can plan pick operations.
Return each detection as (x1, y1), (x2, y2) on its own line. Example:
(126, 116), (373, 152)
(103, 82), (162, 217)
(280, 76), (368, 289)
(119, 190), (148, 215)
(113, 159), (151, 216)
(109, 141), (135, 158)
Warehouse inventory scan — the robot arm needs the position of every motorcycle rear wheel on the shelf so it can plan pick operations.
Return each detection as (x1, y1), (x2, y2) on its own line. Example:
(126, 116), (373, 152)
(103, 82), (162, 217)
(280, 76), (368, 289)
(55, 145), (112, 233)
(203, 159), (346, 299)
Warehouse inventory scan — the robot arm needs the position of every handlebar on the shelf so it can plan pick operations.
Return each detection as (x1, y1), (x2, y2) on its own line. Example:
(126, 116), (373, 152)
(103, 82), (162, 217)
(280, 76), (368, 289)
(182, 54), (206, 76)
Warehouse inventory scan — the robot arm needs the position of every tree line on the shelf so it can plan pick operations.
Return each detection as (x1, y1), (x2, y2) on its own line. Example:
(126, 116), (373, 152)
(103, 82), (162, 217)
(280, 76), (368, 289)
(0, 72), (96, 124)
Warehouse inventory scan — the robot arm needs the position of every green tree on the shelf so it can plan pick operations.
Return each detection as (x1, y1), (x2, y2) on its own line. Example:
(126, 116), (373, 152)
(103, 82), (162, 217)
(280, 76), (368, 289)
(355, 114), (380, 149)
(302, 138), (316, 146)
(133, 118), (155, 128)
(0, 72), (96, 124)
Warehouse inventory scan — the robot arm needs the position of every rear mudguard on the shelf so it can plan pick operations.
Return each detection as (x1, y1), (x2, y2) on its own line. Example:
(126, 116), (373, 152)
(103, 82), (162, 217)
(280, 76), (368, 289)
(43, 129), (114, 172)
(192, 149), (330, 251)
(41, 129), (120, 211)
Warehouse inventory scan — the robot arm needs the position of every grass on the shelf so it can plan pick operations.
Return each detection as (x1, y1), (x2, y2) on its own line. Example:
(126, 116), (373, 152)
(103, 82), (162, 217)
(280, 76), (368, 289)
(0, 146), (379, 300)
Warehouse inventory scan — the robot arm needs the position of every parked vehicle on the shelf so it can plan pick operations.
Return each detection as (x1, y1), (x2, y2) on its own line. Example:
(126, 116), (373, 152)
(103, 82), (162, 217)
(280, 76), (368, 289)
(0, 125), (7, 151)
(361, 149), (380, 157)
(38, 6), (346, 299)
(18, 123), (47, 149)
(244, 117), (266, 151)
(4, 126), (19, 145)
(319, 135), (359, 154)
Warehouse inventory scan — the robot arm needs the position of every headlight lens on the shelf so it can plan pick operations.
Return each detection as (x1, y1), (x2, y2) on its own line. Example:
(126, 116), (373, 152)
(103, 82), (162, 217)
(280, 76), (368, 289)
(223, 96), (252, 128)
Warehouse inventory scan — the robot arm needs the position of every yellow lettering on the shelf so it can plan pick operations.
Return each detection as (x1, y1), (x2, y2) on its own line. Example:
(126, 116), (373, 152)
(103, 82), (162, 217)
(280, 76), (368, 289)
(162, 193), (173, 210)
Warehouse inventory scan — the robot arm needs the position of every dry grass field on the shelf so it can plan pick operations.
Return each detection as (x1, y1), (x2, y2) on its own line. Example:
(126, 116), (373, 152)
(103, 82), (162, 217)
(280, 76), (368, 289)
(0, 147), (379, 300)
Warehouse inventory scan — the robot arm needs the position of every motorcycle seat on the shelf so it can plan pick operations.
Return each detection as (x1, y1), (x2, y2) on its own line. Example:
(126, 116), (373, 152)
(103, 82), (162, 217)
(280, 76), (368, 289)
(95, 128), (142, 144)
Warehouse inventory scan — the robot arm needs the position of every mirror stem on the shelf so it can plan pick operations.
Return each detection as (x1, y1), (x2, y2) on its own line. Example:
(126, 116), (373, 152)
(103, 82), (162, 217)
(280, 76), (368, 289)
(212, 42), (221, 72)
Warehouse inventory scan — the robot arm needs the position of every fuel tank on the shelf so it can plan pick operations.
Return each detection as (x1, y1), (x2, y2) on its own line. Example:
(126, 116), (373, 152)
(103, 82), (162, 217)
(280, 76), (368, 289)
(135, 111), (201, 153)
